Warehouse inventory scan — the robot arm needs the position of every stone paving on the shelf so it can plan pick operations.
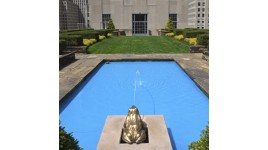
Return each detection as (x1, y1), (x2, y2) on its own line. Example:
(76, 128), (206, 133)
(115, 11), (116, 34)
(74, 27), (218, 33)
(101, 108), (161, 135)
(59, 53), (209, 101)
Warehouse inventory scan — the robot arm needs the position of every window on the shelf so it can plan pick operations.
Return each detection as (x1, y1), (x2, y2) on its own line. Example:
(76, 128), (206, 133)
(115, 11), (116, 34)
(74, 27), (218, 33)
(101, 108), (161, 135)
(198, 2), (200, 6)
(198, 14), (200, 17)
(202, 14), (204, 17)
(102, 14), (111, 29)
(202, 27), (204, 29)
(202, 2), (205, 6)
(198, 8), (200, 12)
(202, 21), (204, 23)
(202, 8), (205, 12)
(169, 14), (177, 28)
(197, 20), (200, 23)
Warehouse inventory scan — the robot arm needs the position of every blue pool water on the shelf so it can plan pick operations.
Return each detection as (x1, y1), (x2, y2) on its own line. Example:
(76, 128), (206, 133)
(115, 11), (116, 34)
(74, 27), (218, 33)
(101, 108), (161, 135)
(60, 61), (208, 150)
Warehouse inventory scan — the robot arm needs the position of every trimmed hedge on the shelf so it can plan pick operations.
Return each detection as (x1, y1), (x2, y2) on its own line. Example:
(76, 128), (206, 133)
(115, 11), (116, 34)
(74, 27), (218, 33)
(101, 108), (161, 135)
(59, 40), (67, 51)
(197, 34), (209, 46)
(96, 29), (115, 37)
(182, 29), (209, 38)
(173, 29), (184, 35)
(60, 28), (94, 33)
(184, 28), (199, 30)
(60, 30), (100, 41)
(59, 35), (83, 46)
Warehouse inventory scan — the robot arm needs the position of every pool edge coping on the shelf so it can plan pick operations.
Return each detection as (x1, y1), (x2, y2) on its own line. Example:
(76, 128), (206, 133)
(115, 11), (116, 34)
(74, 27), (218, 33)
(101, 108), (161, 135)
(60, 58), (208, 103)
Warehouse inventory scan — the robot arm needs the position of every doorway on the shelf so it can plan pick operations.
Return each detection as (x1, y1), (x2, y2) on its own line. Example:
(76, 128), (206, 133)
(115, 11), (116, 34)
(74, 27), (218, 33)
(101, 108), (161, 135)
(132, 14), (147, 35)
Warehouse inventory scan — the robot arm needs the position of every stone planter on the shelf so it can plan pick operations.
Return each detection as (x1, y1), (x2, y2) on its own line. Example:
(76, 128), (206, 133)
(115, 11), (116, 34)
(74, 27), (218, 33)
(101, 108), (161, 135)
(189, 45), (208, 53)
(59, 51), (76, 70)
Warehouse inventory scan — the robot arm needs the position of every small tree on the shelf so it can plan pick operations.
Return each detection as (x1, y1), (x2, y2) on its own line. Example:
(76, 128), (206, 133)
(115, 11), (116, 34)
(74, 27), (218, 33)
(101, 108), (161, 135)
(188, 125), (209, 150)
(59, 122), (83, 150)
(165, 18), (175, 31)
(107, 19), (115, 29)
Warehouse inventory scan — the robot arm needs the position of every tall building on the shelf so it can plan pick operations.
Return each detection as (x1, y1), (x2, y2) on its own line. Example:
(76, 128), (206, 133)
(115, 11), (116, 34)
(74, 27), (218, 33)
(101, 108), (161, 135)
(187, 0), (209, 29)
(59, 0), (80, 30)
(72, 0), (90, 29)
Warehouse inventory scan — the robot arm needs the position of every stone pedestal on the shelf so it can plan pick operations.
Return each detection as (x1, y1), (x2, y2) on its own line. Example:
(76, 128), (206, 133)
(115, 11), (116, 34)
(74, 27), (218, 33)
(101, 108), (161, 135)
(97, 115), (172, 150)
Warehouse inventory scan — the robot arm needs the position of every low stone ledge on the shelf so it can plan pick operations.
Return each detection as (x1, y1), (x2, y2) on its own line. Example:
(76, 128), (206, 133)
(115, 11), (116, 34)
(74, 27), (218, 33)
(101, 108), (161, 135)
(59, 51), (76, 70)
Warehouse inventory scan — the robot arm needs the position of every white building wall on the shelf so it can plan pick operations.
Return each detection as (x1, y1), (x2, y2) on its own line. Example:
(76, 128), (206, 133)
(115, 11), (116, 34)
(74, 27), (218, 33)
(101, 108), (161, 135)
(88, 0), (209, 35)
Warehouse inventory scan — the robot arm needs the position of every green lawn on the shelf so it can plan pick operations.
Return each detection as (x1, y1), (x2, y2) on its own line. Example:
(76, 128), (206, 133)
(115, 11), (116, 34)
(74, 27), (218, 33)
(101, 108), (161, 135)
(88, 36), (190, 54)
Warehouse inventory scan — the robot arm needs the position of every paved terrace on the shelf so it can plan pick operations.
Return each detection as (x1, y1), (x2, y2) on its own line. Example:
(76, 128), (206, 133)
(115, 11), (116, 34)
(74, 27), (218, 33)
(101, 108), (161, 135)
(59, 53), (209, 101)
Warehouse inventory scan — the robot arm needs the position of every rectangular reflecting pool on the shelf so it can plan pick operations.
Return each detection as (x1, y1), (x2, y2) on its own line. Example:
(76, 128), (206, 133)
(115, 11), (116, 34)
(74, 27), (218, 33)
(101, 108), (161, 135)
(60, 61), (209, 150)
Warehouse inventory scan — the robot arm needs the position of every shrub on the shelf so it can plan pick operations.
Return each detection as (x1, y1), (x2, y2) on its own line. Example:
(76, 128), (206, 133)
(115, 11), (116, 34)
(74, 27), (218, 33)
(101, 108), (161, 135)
(83, 38), (96, 46)
(183, 29), (209, 38)
(184, 28), (199, 30)
(184, 38), (197, 45)
(107, 33), (112, 37)
(95, 30), (108, 37)
(197, 34), (209, 46)
(165, 18), (175, 31)
(173, 29), (184, 35)
(99, 35), (106, 40)
(165, 32), (174, 37)
(90, 39), (97, 44)
(107, 19), (115, 30)
(188, 125), (209, 150)
(59, 40), (67, 51)
(174, 34), (184, 40)
(59, 122), (83, 150)
(59, 35), (83, 46)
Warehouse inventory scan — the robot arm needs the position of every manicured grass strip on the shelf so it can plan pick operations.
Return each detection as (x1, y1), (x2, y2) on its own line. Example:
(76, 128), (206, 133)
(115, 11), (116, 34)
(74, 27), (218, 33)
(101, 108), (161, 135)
(88, 36), (190, 54)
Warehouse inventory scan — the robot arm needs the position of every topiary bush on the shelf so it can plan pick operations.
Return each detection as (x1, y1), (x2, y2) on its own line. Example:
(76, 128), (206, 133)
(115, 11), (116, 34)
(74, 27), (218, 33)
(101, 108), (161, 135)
(197, 34), (209, 46)
(188, 125), (209, 150)
(107, 19), (115, 30)
(59, 122), (83, 150)
(165, 18), (175, 31)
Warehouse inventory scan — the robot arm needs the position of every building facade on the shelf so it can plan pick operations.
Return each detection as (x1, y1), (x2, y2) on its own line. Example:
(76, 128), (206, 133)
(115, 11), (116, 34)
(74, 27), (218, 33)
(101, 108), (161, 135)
(88, 0), (209, 36)
(187, 0), (209, 29)
(59, 0), (80, 30)
(59, 0), (209, 34)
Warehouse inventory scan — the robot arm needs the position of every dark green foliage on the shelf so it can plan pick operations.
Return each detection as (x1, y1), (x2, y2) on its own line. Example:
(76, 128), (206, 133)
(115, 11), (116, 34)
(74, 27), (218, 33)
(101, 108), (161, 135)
(184, 28), (199, 30)
(197, 34), (209, 46)
(59, 35), (83, 46)
(95, 29), (115, 38)
(59, 40), (67, 51)
(182, 29), (209, 38)
(60, 28), (94, 33)
(59, 122), (83, 150)
(188, 125), (209, 150)
(165, 18), (175, 31)
(173, 29), (184, 35)
(107, 19), (115, 29)
(60, 29), (100, 41)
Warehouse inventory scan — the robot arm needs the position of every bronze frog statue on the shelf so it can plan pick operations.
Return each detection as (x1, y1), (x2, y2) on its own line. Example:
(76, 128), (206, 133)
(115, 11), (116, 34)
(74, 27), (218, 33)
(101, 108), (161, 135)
(122, 105), (147, 144)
